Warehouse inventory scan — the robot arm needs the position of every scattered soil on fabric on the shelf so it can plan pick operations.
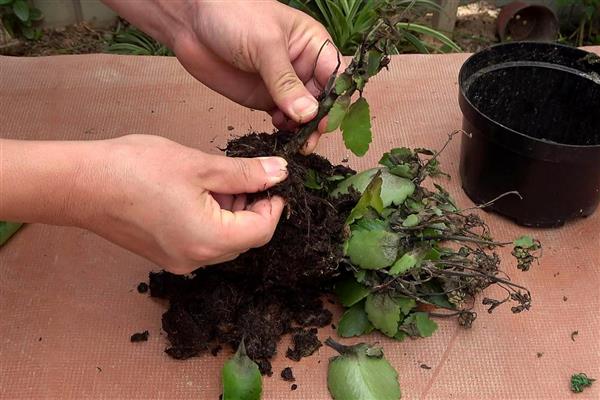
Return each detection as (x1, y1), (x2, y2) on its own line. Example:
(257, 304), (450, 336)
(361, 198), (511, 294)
(136, 282), (148, 293)
(149, 131), (358, 375)
(286, 327), (323, 362)
(130, 330), (149, 342)
(281, 367), (295, 382)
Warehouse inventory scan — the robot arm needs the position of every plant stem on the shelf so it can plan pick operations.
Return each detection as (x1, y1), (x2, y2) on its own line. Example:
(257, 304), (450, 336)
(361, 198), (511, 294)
(285, 93), (338, 154)
(324, 337), (351, 355)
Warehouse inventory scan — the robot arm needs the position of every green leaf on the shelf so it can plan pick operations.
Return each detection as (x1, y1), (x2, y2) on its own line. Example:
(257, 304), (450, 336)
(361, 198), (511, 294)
(396, 22), (461, 52)
(352, 218), (387, 232)
(0, 0), (14, 5)
(389, 164), (414, 178)
(353, 75), (366, 91)
(402, 214), (420, 227)
(424, 247), (441, 260)
(346, 230), (400, 270)
(333, 168), (415, 208)
(425, 293), (454, 309)
(12, 0), (29, 21)
(326, 95), (351, 132)
(304, 169), (323, 190)
(21, 25), (34, 39)
(365, 293), (401, 337)
(390, 246), (436, 276)
(29, 7), (42, 21)
(334, 73), (352, 94)
(337, 301), (374, 338)
(406, 198), (425, 213)
(400, 312), (438, 338)
(326, 339), (401, 400)
(415, 312), (438, 337)
(346, 174), (383, 225)
(0, 221), (23, 246)
(341, 97), (371, 156)
(395, 297), (416, 316)
(513, 235), (535, 249)
(222, 340), (262, 400)
(389, 253), (417, 276)
(354, 269), (367, 283)
(335, 278), (370, 307)
(1, 14), (16, 36)
(367, 49), (382, 76)
(401, 30), (429, 54)
(379, 148), (413, 166)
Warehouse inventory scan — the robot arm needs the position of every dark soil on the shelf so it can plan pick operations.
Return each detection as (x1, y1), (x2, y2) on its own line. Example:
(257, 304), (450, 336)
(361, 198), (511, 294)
(286, 328), (322, 362)
(137, 282), (148, 293)
(149, 131), (358, 375)
(281, 367), (295, 382)
(130, 330), (149, 342)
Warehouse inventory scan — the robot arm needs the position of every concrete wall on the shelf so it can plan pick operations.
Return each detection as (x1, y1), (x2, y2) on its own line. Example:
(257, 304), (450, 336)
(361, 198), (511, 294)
(34, 0), (117, 28)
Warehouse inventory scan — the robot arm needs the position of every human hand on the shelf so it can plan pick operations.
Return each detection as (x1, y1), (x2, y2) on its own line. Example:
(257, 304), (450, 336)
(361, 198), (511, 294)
(76, 135), (286, 274)
(103, 0), (343, 153)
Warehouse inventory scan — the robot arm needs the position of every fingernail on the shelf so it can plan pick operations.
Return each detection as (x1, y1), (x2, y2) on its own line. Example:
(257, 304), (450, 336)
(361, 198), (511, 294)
(258, 157), (288, 182)
(291, 96), (318, 123)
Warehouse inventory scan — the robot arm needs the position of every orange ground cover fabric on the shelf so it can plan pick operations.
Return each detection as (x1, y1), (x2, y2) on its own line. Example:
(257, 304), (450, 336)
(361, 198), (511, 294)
(1, 49), (598, 399)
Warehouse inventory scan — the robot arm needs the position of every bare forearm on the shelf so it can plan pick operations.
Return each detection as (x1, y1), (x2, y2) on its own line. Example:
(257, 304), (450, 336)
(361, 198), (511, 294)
(0, 139), (103, 226)
(102, 0), (191, 48)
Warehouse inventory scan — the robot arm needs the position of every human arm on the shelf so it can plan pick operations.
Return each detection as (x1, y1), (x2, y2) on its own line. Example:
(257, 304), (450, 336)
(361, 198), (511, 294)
(0, 135), (286, 274)
(102, 0), (341, 153)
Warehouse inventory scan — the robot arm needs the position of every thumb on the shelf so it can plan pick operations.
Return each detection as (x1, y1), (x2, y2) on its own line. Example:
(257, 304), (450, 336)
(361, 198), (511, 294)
(201, 154), (288, 194)
(258, 42), (319, 124)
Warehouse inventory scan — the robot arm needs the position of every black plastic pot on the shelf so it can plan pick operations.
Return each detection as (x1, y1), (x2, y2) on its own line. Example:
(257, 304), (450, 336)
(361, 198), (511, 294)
(458, 42), (600, 227)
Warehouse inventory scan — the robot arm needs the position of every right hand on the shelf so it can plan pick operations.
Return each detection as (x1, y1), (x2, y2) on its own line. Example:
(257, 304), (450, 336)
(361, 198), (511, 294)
(74, 134), (286, 274)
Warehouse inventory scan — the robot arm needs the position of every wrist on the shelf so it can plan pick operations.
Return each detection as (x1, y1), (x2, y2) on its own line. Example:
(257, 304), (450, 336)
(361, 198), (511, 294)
(102, 0), (195, 51)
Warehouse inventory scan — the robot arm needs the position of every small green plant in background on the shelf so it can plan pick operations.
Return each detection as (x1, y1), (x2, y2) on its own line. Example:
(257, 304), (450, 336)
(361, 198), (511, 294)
(107, 22), (173, 56)
(0, 0), (43, 40)
(558, 0), (600, 46)
(284, 0), (460, 55)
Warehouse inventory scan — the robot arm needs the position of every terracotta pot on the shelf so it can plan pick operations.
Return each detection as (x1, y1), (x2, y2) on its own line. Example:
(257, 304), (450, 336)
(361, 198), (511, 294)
(497, 1), (559, 42)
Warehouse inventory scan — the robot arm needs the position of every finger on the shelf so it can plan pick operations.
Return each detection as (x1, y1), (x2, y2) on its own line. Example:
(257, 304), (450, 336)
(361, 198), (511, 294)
(291, 36), (346, 90)
(271, 110), (287, 129)
(203, 252), (241, 266)
(219, 196), (285, 250)
(300, 132), (321, 155)
(212, 193), (234, 210)
(271, 110), (298, 131)
(201, 154), (288, 194)
(304, 77), (325, 98)
(232, 194), (247, 212)
(318, 116), (329, 134)
(257, 40), (319, 124)
(313, 42), (347, 89)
